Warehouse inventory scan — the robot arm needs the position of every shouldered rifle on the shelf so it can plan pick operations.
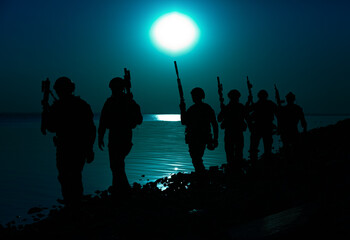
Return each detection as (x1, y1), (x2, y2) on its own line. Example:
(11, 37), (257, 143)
(245, 76), (254, 131)
(217, 76), (224, 110)
(217, 76), (227, 129)
(41, 78), (57, 135)
(274, 84), (284, 107)
(246, 76), (253, 105)
(174, 61), (186, 112)
(124, 68), (132, 97)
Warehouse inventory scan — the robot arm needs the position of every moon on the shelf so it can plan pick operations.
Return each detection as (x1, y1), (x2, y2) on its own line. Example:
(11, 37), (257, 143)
(150, 12), (200, 54)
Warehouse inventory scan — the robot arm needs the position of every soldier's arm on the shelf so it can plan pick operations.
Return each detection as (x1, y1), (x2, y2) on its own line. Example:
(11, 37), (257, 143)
(87, 105), (96, 148)
(217, 105), (226, 123)
(299, 107), (307, 133)
(242, 104), (249, 122)
(180, 104), (187, 125)
(45, 103), (58, 133)
(210, 108), (219, 141)
(84, 103), (96, 163)
(272, 101), (279, 120)
(133, 101), (143, 126)
(98, 102), (108, 150)
(273, 102), (281, 131)
(245, 100), (254, 113)
(273, 101), (278, 114)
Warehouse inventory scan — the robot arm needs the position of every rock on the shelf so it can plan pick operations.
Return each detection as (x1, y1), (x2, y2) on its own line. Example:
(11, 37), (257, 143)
(37, 214), (45, 218)
(27, 207), (42, 214)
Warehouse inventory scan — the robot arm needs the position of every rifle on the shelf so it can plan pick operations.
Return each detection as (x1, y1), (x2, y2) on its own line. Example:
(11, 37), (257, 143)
(273, 83), (285, 135)
(274, 84), (284, 107)
(245, 76), (254, 131)
(217, 76), (224, 110)
(217, 76), (227, 130)
(124, 68), (132, 96)
(246, 76), (253, 105)
(41, 78), (57, 135)
(174, 61), (186, 113)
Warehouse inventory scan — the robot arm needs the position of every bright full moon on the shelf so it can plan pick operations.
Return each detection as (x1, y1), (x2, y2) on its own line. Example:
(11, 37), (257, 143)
(150, 12), (200, 54)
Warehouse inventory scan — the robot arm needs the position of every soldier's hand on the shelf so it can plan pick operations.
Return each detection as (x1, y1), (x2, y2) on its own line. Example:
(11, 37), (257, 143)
(86, 149), (95, 164)
(303, 127), (307, 134)
(213, 139), (218, 149)
(207, 139), (219, 150)
(179, 101), (186, 112)
(98, 139), (105, 151)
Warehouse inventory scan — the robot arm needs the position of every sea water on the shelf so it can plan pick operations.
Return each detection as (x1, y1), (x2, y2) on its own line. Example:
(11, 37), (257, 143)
(0, 113), (348, 225)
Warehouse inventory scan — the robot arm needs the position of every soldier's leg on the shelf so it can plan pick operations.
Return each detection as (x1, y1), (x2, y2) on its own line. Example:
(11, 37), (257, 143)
(227, 132), (245, 177)
(224, 134), (234, 171)
(56, 150), (85, 204)
(57, 166), (71, 203)
(261, 133), (274, 177)
(189, 142), (206, 173)
(284, 131), (300, 165)
(108, 143), (132, 193)
(69, 156), (85, 202)
(235, 132), (245, 168)
(249, 131), (260, 164)
(262, 133), (273, 158)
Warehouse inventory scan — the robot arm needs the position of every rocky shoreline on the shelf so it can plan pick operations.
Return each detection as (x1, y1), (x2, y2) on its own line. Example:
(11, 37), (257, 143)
(1, 119), (350, 239)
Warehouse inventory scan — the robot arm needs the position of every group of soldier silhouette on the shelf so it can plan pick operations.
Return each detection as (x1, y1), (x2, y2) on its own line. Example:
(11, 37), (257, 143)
(41, 67), (307, 205)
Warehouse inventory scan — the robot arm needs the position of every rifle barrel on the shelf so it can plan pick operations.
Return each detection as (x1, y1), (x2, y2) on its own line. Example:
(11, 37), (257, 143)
(174, 61), (184, 103)
(174, 61), (179, 78)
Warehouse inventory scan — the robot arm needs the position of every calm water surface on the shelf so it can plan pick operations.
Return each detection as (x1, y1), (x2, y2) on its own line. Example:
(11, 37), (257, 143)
(0, 113), (348, 224)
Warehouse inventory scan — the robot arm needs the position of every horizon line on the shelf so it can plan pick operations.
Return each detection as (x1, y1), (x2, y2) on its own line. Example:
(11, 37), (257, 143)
(1, 112), (350, 117)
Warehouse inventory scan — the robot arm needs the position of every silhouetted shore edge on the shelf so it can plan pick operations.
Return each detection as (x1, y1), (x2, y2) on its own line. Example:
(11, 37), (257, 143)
(1, 118), (350, 239)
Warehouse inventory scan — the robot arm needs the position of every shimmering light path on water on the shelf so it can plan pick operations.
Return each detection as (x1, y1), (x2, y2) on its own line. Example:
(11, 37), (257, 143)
(144, 114), (181, 121)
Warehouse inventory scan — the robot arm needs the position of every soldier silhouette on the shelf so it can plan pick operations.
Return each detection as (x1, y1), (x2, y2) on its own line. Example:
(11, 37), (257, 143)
(278, 92), (307, 152)
(43, 77), (96, 205)
(181, 87), (219, 173)
(218, 90), (248, 176)
(247, 89), (278, 164)
(98, 77), (143, 195)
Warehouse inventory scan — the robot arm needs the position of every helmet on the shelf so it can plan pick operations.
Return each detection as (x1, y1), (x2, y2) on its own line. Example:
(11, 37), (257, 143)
(109, 77), (125, 90)
(228, 89), (241, 100)
(53, 77), (75, 94)
(286, 92), (296, 102)
(257, 90), (268, 100)
(191, 87), (205, 100)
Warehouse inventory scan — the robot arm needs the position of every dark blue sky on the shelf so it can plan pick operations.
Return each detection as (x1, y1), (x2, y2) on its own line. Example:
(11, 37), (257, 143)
(1, 0), (349, 114)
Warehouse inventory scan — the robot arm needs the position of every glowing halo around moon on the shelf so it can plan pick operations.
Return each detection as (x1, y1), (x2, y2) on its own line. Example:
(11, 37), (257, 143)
(150, 12), (200, 55)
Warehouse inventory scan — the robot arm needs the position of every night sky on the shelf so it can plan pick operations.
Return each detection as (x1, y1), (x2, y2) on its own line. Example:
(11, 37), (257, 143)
(1, 0), (349, 114)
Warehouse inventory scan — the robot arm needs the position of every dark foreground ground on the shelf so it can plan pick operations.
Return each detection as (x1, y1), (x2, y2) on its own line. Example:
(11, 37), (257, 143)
(1, 119), (350, 239)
